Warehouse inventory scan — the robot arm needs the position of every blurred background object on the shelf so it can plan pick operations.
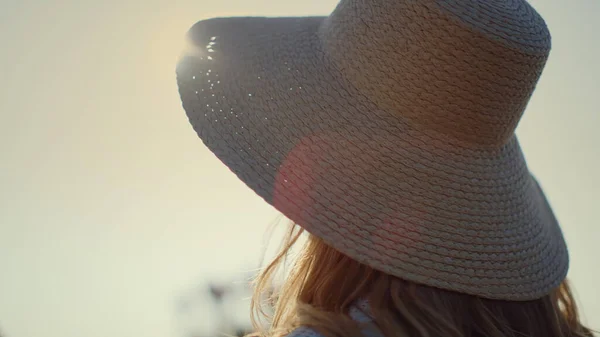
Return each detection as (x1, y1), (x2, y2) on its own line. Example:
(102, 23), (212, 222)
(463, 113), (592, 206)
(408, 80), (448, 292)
(0, 0), (598, 336)
(174, 276), (256, 337)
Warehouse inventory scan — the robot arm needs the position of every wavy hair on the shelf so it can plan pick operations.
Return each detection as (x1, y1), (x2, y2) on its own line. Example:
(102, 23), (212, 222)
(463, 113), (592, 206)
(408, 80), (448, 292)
(250, 223), (594, 337)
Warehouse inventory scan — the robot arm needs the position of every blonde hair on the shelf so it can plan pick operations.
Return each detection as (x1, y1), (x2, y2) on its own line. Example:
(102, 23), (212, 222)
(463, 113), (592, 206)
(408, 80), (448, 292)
(250, 223), (594, 337)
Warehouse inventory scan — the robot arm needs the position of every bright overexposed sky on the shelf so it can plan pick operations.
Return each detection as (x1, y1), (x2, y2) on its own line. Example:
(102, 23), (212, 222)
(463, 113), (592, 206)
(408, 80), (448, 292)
(0, 0), (598, 336)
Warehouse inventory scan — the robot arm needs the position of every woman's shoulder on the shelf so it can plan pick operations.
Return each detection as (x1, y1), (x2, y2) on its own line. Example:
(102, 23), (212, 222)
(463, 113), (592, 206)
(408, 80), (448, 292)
(283, 307), (377, 337)
(283, 301), (375, 337)
(286, 326), (326, 337)
(285, 324), (383, 337)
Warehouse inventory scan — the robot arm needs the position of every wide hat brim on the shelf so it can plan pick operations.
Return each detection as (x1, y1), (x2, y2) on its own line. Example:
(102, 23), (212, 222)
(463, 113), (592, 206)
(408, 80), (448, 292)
(176, 15), (569, 301)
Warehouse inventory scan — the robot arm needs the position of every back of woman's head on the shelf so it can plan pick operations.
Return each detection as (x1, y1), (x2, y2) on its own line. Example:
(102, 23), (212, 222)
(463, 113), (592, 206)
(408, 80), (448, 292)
(251, 225), (593, 337)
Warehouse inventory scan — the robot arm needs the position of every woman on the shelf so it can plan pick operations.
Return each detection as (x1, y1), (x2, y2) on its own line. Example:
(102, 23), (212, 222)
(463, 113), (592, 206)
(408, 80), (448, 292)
(176, 0), (594, 336)
(250, 225), (592, 337)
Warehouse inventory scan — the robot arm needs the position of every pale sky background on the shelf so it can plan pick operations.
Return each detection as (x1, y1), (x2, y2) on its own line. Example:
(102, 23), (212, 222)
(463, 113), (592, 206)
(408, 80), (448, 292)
(0, 0), (598, 336)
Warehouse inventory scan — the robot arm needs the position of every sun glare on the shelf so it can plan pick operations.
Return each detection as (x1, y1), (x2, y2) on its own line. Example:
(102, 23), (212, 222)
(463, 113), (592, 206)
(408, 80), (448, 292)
(150, 20), (206, 73)
(178, 35), (205, 63)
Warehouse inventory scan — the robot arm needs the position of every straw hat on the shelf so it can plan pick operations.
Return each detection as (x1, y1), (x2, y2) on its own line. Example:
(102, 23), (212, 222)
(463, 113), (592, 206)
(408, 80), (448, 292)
(176, 0), (569, 301)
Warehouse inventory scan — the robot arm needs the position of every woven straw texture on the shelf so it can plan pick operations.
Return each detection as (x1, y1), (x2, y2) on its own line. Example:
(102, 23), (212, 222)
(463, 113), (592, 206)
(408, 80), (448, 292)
(176, 0), (569, 301)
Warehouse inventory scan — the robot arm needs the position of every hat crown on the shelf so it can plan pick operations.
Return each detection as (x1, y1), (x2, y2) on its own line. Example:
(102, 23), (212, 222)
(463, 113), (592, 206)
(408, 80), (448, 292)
(319, 0), (551, 147)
